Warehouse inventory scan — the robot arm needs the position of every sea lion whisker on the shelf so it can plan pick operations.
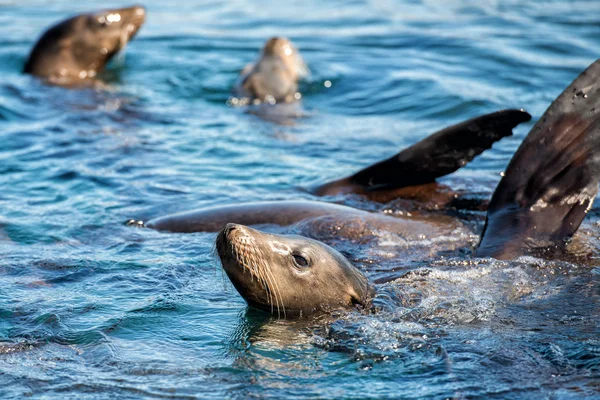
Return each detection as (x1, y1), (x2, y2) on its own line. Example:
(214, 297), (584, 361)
(257, 258), (276, 315)
(248, 250), (281, 316)
(253, 245), (282, 317)
(210, 241), (222, 278)
(259, 252), (280, 317)
(256, 255), (277, 315)
(236, 245), (253, 282)
(249, 251), (272, 310)
(264, 259), (286, 319)
(211, 242), (231, 290)
(274, 271), (286, 319)
(235, 243), (279, 314)
(253, 250), (280, 316)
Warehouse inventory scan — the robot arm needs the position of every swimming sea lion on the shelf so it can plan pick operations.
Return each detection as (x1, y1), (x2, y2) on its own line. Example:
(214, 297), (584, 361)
(234, 37), (308, 104)
(216, 223), (374, 316)
(213, 59), (600, 315)
(24, 5), (146, 86)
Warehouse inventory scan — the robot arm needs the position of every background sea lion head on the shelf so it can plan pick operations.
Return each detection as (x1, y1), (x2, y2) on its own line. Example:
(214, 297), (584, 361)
(24, 5), (146, 84)
(260, 37), (309, 81)
(216, 223), (374, 317)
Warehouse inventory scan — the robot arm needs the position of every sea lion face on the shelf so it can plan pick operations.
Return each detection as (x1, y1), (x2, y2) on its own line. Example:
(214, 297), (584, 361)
(24, 5), (146, 84)
(216, 224), (374, 317)
(261, 37), (308, 82)
(236, 37), (309, 103)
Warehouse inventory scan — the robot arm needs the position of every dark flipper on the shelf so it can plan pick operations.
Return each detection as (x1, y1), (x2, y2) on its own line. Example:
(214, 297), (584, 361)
(313, 110), (531, 195)
(477, 60), (600, 260)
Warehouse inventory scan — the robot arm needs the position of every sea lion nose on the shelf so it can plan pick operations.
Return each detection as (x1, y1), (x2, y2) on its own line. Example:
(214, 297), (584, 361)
(133, 5), (146, 18)
(118, 5), (146, 23)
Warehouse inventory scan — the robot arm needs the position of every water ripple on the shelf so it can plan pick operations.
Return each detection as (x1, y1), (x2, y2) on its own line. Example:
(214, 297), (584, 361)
(0, 0), (599, 398)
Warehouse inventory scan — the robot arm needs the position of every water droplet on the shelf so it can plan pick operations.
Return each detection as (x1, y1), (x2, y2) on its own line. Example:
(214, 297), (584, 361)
(324, 80), (332, 88)
(106, 13), (122, 23)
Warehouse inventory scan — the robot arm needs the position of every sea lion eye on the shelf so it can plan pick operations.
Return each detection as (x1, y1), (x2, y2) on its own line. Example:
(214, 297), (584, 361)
(97, 16), (109, 27)
(292, 254), (309, 268)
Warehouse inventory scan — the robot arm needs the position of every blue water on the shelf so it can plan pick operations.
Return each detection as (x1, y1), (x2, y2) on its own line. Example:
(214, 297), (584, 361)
(1, 0), (599, 398)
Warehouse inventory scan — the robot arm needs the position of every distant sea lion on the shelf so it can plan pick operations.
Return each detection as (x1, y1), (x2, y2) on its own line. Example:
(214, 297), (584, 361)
(234, 37), (308, 104)
(144, 59), (600, 315)
(24, 5), (146, 86)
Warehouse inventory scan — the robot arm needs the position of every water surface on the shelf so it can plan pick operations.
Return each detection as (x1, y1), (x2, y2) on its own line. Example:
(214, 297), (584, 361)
(0, 0), (599, 398)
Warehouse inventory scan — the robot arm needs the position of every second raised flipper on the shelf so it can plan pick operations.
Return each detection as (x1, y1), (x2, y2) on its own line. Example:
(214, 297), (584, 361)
(477, 60), (600, 259)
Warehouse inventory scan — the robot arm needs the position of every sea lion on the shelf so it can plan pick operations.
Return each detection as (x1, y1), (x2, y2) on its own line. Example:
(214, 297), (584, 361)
(216, 223), (375, 316)
(313, 109), (532, 205)
(234, 37), (308, 104)
(199, 59), (600, 315)
(24, 5), (146, 86)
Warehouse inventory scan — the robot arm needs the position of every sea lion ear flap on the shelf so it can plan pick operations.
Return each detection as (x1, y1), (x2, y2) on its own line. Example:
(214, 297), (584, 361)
(314, 109), (531, 194)
(347, 281), (375, 310)
(477, 59), (600, 260)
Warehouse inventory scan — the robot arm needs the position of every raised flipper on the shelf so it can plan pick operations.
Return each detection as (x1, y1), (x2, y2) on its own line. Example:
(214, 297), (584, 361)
(477, 60), (600, 260)
(313, 109), (532, 196)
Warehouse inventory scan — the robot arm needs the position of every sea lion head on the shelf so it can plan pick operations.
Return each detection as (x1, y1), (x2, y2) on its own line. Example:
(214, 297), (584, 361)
(24, 5), (146, 84)
(235, 37), (309, 103)
(216, 224), (374, 317)
(260, 37), (309, 81)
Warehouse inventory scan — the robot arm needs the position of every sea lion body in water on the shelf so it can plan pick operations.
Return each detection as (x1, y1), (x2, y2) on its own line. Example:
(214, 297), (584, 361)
(145, 200), (461, 243)
(209, 60), (600, 315)
(234, 37), (308, 104)
(24, 5), (146, 86)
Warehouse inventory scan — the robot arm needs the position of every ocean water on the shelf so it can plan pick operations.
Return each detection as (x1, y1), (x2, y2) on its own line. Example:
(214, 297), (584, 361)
(0, 0), (599, 398)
